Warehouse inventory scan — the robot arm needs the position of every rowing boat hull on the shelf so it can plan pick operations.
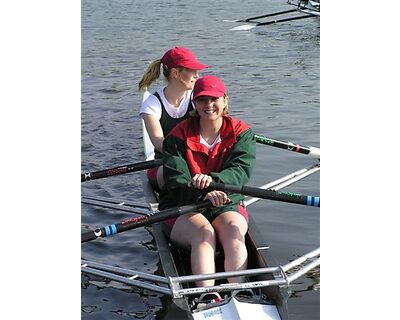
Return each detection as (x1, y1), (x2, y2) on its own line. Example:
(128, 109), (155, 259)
(142, 177), (290, 319)
(246, 217), (289, 319)
(141, 111), (194, 317)
(289, 0), (320, 16)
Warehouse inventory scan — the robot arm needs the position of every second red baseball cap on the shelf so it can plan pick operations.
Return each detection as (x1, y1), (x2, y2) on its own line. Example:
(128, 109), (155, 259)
(161, 47), (208, 71)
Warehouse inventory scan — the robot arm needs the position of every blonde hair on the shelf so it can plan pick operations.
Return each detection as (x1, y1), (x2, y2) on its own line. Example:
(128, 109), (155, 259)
(222, 96), (229, 115)
(138, 59), (163, 91)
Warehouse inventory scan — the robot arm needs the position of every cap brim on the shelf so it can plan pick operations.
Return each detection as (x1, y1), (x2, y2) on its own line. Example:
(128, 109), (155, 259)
(193, 90), (225, 100)
(180, 61), (209, 70)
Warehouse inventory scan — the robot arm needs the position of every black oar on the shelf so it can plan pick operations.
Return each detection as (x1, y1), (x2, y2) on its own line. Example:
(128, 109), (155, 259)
(81, 200), (211, 243)
(81, 134), (319, 182)
(209, 182), (320, 207)
(255, 134), (320, 159)
(81, 158), (163, 182)
(231, 14), (317, 31)
(235, 9), (298, 22)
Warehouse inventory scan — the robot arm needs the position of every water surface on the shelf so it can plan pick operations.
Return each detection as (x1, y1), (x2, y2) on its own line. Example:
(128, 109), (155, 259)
(82, 0), (320, 318)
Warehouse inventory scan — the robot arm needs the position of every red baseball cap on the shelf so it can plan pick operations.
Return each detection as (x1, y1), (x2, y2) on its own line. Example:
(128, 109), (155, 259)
(161, 47), (208, 71)
(192, 75), (227, 100)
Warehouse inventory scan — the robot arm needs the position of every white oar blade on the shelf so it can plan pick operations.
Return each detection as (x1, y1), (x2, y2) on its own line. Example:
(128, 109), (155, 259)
(230, 24), (256, 31)
(309, 146), (320, 159)
(298, 8), (320, 16)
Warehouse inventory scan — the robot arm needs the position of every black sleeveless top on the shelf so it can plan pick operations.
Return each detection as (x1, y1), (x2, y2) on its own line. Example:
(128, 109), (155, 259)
(153, 91), (193, 158)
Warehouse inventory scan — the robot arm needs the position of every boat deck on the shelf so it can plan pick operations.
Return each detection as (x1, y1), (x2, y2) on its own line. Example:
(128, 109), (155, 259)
(143, 167), (289, 319)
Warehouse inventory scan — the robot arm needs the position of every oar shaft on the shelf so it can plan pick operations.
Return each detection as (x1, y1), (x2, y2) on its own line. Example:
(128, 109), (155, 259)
(81, 200), (211, 243)
(209, 182), (320, 207)
(81, 158), (163, 182)
(241, 8), (298, 22)
(82, 134), (319, 182)
(256, 14), (316, 26)
(255, 134), (320, 159)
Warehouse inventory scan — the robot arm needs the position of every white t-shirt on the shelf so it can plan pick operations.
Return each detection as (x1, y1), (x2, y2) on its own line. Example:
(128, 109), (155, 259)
(200, 134), (221, 152)
(139, 88), (192, 120)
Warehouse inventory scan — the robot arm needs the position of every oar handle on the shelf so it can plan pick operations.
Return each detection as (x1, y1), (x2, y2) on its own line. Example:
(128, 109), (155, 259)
(81, 158), (163, 182)
(255, 134), (320, 159)
(209, 182), (320, 207)
(81, 200), (212, 243)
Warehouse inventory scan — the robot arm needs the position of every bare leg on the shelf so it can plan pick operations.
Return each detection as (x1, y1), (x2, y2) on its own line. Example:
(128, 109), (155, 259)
(213, 211), (248, 283)
(170, 212), (216, 287)
(156, 166), (165, 190)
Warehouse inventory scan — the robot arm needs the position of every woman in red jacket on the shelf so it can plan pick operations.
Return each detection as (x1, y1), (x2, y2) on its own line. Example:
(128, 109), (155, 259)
(160, 75), (256, 289)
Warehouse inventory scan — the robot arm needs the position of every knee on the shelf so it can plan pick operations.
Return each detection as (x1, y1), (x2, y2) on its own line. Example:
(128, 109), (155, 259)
(219, 225), (247, 253)
(195, 225), (216, 246)
(223, 222), (246, 240)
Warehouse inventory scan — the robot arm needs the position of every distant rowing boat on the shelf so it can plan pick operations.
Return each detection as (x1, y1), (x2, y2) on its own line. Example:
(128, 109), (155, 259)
(288, 0), (320, 16)
(229, 0), (320, 31)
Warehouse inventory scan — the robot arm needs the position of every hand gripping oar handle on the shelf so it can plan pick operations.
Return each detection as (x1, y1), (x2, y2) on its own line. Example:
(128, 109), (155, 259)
(81, 200), (212, 243)
(81, 158), (163, 182)
(255, 134), (320, 159)
(209, 182), (320, 207)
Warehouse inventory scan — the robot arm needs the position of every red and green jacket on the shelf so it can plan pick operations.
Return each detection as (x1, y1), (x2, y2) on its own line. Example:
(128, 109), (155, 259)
(159, 115), (256, 210)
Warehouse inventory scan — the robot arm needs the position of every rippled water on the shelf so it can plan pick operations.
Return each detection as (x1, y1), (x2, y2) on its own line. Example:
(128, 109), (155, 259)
(81, 0), (320, 318)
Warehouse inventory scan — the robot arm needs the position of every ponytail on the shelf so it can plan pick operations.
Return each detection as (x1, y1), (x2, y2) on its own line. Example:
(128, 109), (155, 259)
(138, 59), (162, 91)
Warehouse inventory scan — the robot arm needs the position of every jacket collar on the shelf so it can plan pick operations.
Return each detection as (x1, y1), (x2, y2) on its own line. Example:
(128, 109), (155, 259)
(186, 116), (237, 156)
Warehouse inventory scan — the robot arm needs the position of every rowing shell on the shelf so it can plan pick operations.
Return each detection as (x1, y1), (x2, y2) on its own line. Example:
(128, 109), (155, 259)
(80, 93), (319, 319)
(141, 90), (289, 319)
(289, 0), (320, 16)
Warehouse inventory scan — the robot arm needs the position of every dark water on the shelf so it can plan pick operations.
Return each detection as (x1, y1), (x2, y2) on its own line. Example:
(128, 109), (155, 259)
(81, 0), (320, 319)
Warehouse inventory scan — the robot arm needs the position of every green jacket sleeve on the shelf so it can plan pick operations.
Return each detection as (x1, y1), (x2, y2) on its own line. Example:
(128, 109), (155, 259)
(162, 136), (191, 188)
(209, 129), (256, 186)
(159, 135), (204, 208)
